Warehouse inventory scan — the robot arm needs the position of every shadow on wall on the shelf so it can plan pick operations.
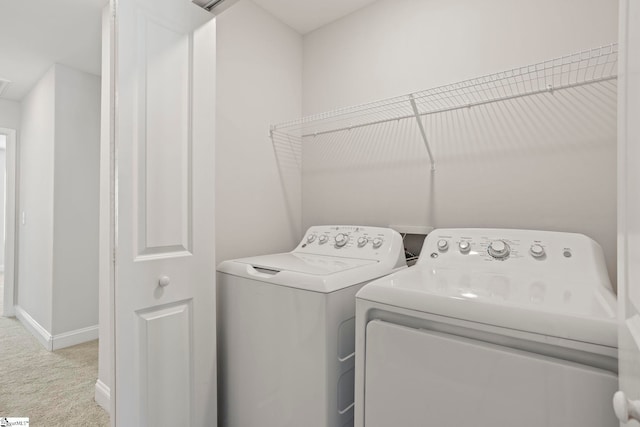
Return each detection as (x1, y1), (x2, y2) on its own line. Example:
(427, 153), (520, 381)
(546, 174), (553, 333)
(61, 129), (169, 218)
(272, 80), (617, 286)
(271, 130), (303, 239)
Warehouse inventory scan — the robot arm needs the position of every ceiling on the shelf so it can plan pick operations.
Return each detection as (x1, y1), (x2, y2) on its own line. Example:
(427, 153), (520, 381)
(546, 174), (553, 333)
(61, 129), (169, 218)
(251, 0), (378, 34)
(0, 0), (105, 101)
(0, 0), (375, 101)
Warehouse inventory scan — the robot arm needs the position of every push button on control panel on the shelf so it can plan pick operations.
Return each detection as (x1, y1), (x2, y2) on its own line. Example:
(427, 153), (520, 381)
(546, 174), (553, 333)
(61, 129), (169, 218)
(530, 244), (545, 258)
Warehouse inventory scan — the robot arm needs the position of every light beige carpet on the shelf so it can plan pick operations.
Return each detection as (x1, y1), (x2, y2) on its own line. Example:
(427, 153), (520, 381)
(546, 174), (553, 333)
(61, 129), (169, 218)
(0, 316), (109, 426)
(0, 273), (4, 317)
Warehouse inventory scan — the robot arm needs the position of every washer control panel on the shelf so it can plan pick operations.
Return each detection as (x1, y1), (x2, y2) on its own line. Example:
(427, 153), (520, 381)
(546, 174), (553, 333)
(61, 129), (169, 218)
(295, 225), (405, 262)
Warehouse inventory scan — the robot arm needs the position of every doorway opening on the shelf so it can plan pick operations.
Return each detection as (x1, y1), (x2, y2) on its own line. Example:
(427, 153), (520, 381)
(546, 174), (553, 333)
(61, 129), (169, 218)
(0, 133), (5, 315)
(0, 127), (17, 318)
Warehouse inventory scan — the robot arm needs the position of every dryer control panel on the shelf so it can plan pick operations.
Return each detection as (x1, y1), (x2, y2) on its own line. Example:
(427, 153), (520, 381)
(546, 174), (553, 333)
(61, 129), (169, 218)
(295, 225), (405, 264)
(418, 228), (611, 287)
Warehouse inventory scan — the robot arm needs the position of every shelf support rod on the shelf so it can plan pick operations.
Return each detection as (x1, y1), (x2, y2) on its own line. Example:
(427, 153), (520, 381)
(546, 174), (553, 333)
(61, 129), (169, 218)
(409, 94), (435, 171)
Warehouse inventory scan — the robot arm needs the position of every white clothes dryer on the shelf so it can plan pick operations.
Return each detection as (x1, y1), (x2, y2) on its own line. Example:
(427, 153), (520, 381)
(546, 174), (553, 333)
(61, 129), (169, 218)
(217, 225), (406, 427)
(354, 228), (618, 427)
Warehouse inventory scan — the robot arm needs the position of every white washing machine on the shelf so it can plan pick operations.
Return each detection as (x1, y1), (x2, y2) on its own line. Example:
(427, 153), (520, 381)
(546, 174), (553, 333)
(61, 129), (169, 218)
(217, 225), (407, 427)
(354, 228), (618, 427)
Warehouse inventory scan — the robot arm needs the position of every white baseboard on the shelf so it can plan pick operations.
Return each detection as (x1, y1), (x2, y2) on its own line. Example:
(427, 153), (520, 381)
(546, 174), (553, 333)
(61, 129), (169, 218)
(95, 379), (111, 414)
(15, 305), (99, 351)
(52, 324), (99, 350)
(15, 305), (53, 350)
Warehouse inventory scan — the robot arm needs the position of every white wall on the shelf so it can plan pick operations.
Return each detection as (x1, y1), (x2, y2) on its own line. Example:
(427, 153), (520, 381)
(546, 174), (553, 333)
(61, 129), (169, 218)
(17, 68), (55, 331)
(0, 99), (20, 130)
(301, 0), (619, 284)
(303, 0), (618, 114)
(18, 64), (100, 347)
(52, 64), (101, 335)
(215, 0), (303, 264)
(18, 66), (56, 332)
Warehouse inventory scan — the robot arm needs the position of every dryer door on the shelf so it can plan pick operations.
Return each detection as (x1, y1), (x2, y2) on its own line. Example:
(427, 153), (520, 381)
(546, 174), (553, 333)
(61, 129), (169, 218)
(363, 320), (617, 427)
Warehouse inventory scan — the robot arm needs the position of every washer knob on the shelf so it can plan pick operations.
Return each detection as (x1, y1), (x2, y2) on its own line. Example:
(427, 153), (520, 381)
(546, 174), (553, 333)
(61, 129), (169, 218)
(335, 233), (349, 247)
(372, 237), (383, 248)
(459, 240), (471, 253)
(318, 235), (328, 244)
(488, 240), (510, 259)
(437, 239), (449, 251)
(530, 244), (545, 258)
(306, 234), (316, 243)
(357, 237), (368, 247)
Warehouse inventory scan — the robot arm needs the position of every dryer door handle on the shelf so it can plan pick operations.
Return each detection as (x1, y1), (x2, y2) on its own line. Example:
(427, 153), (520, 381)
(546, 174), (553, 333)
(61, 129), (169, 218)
(614, 391), (640, 423)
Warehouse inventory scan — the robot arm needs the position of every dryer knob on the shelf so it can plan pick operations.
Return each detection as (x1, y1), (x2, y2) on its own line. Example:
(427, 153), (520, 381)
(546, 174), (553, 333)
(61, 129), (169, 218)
(488, 240), (510, 259)
(458, 241), (471, 253)
(306, 234), (317, 243)
(437, 239), (449, 251)
(357, 237), (368, 247)
(372, 237), (383, 248)
(318, 235), (329, 244)
(335, 233), (349, 247)
(530, 244), (545, 258)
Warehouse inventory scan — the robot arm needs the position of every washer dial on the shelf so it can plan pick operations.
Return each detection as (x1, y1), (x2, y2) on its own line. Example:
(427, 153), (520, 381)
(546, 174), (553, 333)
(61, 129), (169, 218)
(306, 234), (317, 243)
(437, 239), (449, 251)
(334, 233), (349, 247)
(372, 237), (383, 249)
(488, 240), (510, 259)
(318, 235), (328, 244)
(357, 237), (368, 247)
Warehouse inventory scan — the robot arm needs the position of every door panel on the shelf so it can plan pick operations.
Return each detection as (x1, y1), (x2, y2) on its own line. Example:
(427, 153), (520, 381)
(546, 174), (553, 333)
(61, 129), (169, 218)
(112, 0), (216, 425)
(137, 301), (193, 426)
(136, 14), (192, 255)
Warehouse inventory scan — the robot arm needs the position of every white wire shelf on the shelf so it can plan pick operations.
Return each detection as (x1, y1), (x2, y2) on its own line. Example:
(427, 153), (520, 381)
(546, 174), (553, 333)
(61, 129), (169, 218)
(270, 43), (618, 169)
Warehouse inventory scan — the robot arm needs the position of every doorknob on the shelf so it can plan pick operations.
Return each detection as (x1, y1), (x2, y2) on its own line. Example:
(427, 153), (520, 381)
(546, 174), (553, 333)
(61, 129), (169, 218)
(614, 391), (640, 423)
(158, 275), (171, 288)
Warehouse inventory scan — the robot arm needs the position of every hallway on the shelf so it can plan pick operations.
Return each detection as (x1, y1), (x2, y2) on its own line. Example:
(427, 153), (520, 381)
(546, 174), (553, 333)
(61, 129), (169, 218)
(0, 273), (4, 316)
(0, 314), (108, 425)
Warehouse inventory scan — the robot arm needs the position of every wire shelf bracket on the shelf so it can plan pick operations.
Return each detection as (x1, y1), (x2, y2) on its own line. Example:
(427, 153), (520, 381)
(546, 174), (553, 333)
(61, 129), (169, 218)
(270, 43), (618, 171)
(408, 94), (435, 171)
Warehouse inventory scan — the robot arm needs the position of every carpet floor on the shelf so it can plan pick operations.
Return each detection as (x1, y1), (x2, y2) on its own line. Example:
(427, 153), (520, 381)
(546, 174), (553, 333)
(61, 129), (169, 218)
(0, 316), (110, 426)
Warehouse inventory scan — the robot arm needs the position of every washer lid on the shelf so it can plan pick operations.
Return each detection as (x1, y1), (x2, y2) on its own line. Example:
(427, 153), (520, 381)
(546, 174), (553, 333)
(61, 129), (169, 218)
(218, 252), (400, 293)
(234, 252), (376, 275)
(356, 266), (617, 348)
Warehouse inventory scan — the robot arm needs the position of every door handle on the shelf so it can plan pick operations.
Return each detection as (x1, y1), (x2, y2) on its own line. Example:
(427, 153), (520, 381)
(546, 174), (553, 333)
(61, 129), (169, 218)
(614, 391), (640, 423)
(158, 275), (171, 288)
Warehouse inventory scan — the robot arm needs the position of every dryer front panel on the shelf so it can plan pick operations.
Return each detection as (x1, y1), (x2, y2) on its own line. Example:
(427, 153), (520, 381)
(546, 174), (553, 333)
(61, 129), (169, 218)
(363, 320), (617, 427)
